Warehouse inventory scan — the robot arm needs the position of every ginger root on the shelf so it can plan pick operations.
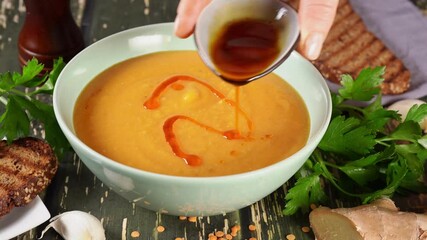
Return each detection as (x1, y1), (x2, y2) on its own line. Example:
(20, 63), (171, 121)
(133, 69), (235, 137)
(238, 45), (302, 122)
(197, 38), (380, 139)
(309, 198), (427, 240)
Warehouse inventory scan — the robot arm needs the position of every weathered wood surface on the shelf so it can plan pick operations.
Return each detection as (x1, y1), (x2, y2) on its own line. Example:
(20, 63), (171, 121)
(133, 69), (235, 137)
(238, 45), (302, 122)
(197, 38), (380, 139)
(0, 0), (25, 72)
(0, 0), (426, 239)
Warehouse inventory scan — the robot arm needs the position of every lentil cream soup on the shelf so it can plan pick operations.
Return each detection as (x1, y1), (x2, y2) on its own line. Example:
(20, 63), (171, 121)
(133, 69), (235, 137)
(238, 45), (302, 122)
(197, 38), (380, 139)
(74, 51), (309, 177)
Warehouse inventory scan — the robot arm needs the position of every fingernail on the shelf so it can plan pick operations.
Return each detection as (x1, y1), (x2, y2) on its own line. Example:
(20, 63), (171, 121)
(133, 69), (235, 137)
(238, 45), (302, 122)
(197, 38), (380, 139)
(174, 15), (180, 35)
(305, 32), (325, 60)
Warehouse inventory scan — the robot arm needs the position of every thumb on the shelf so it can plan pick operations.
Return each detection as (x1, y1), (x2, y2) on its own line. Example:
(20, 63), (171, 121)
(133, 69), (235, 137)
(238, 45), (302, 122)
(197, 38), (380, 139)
(298, 0), (339, 60)
(174, 0), (212, 38)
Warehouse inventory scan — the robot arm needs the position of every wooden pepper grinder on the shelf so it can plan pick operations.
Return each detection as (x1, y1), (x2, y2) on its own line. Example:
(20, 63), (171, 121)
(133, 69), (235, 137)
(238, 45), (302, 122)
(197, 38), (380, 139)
(18, 0), (85, 71)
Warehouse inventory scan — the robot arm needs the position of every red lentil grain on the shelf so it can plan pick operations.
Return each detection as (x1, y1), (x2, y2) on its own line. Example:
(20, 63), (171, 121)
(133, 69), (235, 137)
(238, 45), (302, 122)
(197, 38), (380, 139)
(157, 225), (165, 233)
(230, 224), (241, 237)
(286, 234), (296, 240)
(130, 231), (140, 238)
(248, 224), (256, 231)
(215, 231), (225, 237)
(302, 226), (311, 233)
(209, 235), (218, 240)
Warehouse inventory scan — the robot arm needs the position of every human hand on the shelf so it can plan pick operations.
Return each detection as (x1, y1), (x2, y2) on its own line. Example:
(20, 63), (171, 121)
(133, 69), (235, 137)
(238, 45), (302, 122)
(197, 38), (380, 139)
(174, 0), (339, 60)
(297, 0), (339, 60)
(174, 0), (211, 39)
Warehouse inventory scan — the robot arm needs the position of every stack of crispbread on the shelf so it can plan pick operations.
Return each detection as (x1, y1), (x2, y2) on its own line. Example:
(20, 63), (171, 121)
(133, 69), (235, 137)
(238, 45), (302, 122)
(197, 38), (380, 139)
(0, 137), (58, 217)
(288, 0), (411, 94)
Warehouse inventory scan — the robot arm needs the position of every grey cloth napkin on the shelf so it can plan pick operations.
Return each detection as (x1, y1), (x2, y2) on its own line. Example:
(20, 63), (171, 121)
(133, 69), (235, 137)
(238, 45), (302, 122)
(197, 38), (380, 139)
(328, 0), (427, 104)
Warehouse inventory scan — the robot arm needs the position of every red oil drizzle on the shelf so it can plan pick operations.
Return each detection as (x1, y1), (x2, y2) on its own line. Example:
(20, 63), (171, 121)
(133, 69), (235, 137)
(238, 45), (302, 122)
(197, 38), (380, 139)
(235, 87), (240, 133)
(144, 75), (252, 166)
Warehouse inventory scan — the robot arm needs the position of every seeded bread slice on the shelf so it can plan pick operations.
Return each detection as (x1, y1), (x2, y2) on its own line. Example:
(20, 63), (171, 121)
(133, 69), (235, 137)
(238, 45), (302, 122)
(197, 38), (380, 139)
(0, 137), (58, 217)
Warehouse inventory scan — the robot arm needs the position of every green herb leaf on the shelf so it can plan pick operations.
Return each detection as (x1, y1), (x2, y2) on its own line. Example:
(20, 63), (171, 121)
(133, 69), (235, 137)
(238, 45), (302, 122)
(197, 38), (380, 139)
(405, 104), (427, 123)
(0, 72), (15, 91)
(0, 58), (70, 158)
(283, 171), (327, 215)
(12, 58), (44, 86)
(338, 67), (385, 101)
(363, 107), (400, 132)
(31, 58), (65, 95)
(318, 116), (376, 156)
(0, 96), (30, 141)
(284, 65), (427, 215)
(339, 165), (379, 187)
(388, 121), (422, 142)
(419, 135), (427, 149)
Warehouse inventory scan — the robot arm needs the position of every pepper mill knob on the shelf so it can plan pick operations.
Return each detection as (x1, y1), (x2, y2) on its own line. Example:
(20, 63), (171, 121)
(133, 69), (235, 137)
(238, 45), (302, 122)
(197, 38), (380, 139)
(18, 0), (85, 71)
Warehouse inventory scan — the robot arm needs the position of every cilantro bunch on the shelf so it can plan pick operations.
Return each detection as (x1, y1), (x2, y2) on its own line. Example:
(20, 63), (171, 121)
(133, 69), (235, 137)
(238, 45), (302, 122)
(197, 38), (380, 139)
(0, 58), (70, 158)
(284, 67), (427, 215)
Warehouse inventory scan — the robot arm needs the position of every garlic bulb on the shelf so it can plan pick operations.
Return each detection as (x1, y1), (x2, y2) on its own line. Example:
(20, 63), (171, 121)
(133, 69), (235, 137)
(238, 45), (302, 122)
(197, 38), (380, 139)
(387, 99), (427, 133)
(39, 211), (106, 240)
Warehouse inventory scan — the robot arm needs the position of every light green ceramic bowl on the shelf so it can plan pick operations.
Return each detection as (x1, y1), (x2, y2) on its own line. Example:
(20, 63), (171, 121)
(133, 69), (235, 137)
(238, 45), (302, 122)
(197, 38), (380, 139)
(53, 23), (332, 216)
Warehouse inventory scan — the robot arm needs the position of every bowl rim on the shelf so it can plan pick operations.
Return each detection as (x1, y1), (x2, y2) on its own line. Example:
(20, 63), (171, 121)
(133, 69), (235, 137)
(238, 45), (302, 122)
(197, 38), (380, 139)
(53, 22), (332, 182)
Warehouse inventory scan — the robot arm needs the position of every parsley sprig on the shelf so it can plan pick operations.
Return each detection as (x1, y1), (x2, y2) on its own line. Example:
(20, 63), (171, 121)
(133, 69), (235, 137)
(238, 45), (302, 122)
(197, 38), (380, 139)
(0, 58), (70, 158)
(284, 66), (427, 215)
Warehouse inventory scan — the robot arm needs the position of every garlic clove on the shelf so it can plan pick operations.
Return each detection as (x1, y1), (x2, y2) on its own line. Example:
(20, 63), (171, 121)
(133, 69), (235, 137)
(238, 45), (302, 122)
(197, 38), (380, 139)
(39, 210), (105, 240)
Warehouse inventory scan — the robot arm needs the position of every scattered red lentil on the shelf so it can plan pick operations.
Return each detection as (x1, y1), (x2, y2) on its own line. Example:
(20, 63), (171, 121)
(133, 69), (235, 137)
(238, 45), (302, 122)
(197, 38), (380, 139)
(205, 225), (244, 240)
(179, 216), (187, 220)
(301, 226), (311, 233)
(249, 238), (257, 240)
(231, 225), (240, 236)
(208, 235), (218, 240)
(286, 234), (296, 240)
(310, 203), (318, 210)
(157, 225), (165, 233)
(130, 231), (140, 238)
(188, 216), (197, 222)
(175, 238), (184, 240)
(248, 224), (256, 231)
(215, 231), (225, 237)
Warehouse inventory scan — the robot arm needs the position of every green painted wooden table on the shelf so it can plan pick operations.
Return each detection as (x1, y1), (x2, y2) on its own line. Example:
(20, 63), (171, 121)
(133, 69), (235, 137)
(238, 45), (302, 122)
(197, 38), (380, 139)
(0, 0), (426, 239)
(2, 1), (314, 239)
